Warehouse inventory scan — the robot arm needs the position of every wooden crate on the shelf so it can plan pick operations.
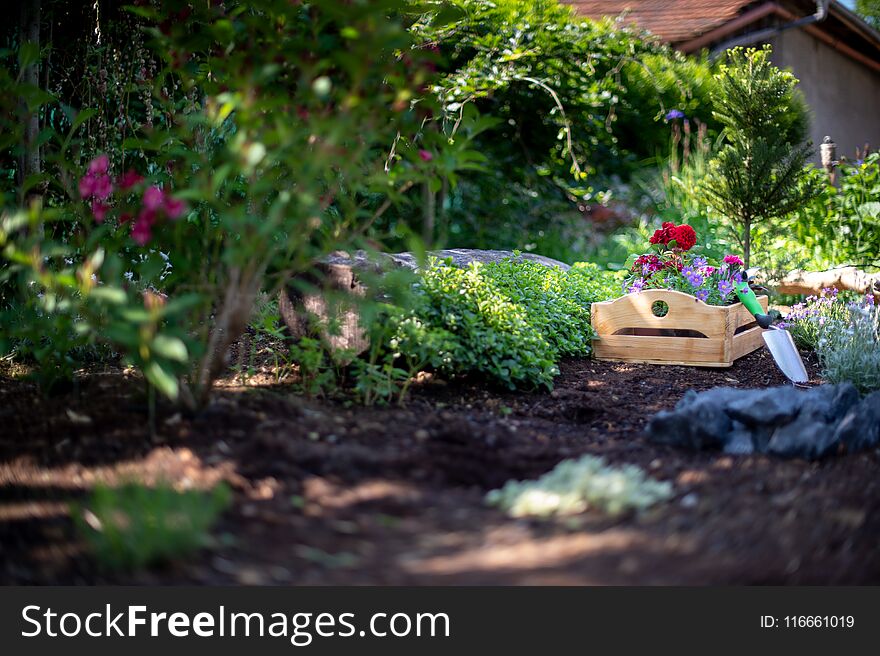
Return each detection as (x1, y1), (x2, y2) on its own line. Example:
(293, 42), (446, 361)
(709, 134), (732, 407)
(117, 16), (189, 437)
(590, 289), (769, 367)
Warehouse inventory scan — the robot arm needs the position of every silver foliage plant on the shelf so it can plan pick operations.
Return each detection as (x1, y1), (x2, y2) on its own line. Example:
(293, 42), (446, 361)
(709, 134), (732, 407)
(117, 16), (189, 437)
(817, 300), (880, 394)
(486, 454), (673, 518)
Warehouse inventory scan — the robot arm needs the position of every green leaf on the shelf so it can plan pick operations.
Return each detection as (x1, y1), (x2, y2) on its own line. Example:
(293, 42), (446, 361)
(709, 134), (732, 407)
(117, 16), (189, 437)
(144, 361), (179, 399)
(151, 335), (188, 362)
(89, 286), (128, 305)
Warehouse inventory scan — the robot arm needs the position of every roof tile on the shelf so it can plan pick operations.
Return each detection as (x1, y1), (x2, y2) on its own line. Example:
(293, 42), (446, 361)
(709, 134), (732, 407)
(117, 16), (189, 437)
(563, 0), (756, 43)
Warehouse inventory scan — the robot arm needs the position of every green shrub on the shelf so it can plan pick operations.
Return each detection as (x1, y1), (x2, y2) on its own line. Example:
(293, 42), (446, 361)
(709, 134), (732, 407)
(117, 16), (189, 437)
(375, 257), (622, 392)
(409, 260), (559, 389)
(74, 483), (231, 571)
(2, 0), (476, 407)
(395, 0), (720, 255)
(486, 454), (673, 518)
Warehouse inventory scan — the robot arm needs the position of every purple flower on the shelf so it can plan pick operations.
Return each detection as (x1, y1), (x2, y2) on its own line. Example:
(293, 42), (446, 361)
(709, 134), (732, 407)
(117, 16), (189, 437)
(628, 278), (646, 294)
(718, 279), (733, 299)
(692, 256), (707, 268)
(865, 294), (876, 307)
(695, 289), (709, 302)
(665, 109), (685, 121)
(682, 266), (704, 287)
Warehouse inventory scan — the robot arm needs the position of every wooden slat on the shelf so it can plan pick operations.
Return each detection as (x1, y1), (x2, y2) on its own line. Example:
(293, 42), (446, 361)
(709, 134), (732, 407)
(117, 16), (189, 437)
(592, 334), (727, 364)
(731, 325), (766, 361)
(591, 289), (728, 338)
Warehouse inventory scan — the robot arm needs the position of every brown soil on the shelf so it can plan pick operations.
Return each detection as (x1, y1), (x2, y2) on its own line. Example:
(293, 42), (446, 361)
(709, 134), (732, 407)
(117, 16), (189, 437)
(2, 349), (879, 585)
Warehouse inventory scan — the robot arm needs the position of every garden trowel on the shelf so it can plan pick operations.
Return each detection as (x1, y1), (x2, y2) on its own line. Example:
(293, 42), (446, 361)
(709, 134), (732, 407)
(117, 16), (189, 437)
(734, 281), (809, 384)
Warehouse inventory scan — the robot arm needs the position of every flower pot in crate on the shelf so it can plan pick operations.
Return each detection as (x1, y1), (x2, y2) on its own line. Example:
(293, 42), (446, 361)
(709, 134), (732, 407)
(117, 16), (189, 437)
(590, 289), (768, 367)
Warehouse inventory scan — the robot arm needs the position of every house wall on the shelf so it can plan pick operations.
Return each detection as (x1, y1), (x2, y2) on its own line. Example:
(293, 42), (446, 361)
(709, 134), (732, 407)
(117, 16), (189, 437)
(766, 27), (880, 161)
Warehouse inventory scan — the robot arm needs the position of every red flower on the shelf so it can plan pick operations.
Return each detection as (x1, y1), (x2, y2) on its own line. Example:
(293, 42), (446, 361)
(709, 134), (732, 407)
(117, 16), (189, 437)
(649, 221), (676, 245)
(671, 224), (696, 251)
(633, 254), (663, 273)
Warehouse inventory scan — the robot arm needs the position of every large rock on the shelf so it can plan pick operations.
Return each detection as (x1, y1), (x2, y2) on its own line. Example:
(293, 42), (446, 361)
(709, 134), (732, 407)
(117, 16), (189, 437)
(646, 387), (739, 450)
(646, 383), (876, 460)
(317, 248), (570, 273)
(279, 249), (569, 356)
(833, 391), (880, 452)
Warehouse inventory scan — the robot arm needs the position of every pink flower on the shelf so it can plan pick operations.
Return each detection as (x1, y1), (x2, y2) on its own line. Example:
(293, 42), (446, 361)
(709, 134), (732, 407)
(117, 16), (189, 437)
(118, 169), (144, 190)
(91, 200), (110, 223)
(163, 196), (187, 219)
(418, 149), (433, 162)
(723, 254), (744, 266)
(88, 154), (110, 175)
(704, 266), (716, 275)
(92, 174), (113, 200)
(79, 174), (96, 199)
(143, 185), (165, 211)
(131, 211), (154, 246)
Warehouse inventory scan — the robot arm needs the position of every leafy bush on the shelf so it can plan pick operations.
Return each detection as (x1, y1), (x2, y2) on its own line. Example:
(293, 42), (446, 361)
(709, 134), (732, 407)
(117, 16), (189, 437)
(817, 302), (880, 394)
(2, 0), (465, 407)
(74, 483), (231, 571)
(782, 154), (880, 270)
(364, 257), (623, 395)
(406, 260), (560, 389)
(486, 454), (673, 518)
(397, 0), (720, 255)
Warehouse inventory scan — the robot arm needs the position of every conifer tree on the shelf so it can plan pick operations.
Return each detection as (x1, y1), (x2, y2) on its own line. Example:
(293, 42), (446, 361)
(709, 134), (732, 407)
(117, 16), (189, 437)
(699, 47), (822, 268)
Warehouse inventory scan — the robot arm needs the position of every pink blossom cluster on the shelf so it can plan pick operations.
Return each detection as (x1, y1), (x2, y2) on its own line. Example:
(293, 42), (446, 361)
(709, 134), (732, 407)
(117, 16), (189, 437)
(130, 185), (186, 246)
(79, 155), (187, 246)
(78, 155), (114, 223)
(723, 254), (744, 267)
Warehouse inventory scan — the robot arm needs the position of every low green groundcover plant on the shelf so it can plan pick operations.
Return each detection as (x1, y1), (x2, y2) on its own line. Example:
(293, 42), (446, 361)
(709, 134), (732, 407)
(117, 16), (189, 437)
(384, 258), (623, 391)
(784, 289), (879, 393)
(74, 483), (231, 571)
(622, 222), (747, 305)
(486, 454), (673, 518)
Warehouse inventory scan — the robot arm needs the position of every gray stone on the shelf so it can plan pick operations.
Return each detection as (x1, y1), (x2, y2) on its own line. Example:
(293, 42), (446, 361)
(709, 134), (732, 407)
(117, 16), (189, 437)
(832, 391), (880, 453)
(646, 388), (735, 450)
(767, 413), (840, 459)
(723, 430), (755, 455)
(724, 386), (804, 426)
(808, 382), (861, 423)
(321, 248), (570, 273)
(646, 383), (874, 460)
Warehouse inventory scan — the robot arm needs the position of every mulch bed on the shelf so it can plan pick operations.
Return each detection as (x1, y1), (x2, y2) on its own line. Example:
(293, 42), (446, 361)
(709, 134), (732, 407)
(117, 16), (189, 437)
(2, 349), (879, 585)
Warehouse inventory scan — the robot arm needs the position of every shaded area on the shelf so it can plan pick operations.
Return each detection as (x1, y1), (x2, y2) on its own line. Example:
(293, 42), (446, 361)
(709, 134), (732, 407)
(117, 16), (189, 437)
(1, 349), (879, 585)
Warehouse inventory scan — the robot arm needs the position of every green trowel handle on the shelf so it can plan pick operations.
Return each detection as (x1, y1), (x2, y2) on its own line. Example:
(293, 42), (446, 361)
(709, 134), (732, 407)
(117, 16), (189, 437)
(734, 281), (772, 328)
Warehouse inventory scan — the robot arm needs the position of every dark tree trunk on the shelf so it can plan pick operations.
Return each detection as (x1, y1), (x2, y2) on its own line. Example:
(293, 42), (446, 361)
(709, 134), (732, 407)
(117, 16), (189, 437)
(18, 0), (42, 203)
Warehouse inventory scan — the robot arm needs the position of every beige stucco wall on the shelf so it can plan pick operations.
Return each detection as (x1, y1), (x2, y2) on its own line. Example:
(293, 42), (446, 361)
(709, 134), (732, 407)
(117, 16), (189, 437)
(766, 28), (880, 162)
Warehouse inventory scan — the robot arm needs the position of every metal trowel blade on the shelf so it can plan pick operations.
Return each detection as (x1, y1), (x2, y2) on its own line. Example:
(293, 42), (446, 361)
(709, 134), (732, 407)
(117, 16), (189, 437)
(762, 328), (809, 384)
